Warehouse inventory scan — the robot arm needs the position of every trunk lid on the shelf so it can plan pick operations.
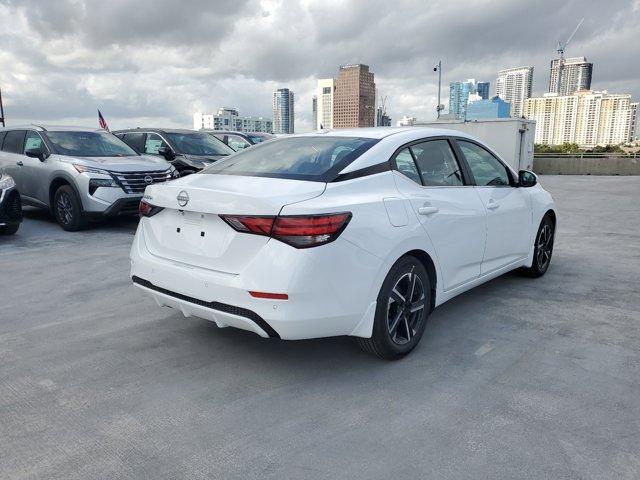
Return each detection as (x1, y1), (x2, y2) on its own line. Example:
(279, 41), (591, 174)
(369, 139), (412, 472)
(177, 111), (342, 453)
(141, 174), (325, 273)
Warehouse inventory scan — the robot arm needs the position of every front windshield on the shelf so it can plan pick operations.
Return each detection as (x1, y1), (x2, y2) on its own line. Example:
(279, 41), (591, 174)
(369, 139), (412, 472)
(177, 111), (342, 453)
(166, 132), (234, 156)
(47, 131), (138, 157)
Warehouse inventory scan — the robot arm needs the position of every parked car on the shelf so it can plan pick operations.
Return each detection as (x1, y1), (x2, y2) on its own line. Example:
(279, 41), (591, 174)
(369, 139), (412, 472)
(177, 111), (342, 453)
(131, 128), (556, 359)
(206, 130), (274, 151)
(0, 126), (176, 231)
(114, 128), (235, 176)
(0, 173), (22, 235)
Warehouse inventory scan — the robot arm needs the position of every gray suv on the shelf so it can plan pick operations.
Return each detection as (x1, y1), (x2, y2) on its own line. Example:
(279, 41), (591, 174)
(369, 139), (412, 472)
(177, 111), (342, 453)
(0, 125), (177, 231)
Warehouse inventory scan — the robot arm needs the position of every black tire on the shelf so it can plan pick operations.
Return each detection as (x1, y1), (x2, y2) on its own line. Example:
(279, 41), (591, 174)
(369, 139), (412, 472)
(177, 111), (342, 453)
(53, 185), (87, 231)
(357, 255), (431, 360)
(0, 224), (20, 235)
(520, 215), (555, 278)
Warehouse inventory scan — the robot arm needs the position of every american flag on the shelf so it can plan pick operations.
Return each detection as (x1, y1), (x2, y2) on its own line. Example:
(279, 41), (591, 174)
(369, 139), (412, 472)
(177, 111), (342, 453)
(98, 109), (110, 132)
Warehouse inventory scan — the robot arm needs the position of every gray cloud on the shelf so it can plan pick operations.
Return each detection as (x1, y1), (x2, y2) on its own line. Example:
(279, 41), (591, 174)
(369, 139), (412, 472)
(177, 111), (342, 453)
(0, 0), (638, 132)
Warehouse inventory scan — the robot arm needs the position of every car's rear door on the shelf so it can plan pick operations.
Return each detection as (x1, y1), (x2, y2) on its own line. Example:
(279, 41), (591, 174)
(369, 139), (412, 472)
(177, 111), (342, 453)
(1, 130), (26, 195)
(391, 138), (487, 291)
(454, 139), (532, 274)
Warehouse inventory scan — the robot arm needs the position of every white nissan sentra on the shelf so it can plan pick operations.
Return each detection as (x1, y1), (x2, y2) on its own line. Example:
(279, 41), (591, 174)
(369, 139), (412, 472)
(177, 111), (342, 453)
(131, 127), (556, 359)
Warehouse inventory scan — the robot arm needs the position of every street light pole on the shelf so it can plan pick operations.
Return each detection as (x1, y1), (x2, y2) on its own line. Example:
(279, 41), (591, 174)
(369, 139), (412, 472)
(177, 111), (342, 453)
(0, 87), (5, 127)
(434, 60), (443, 119)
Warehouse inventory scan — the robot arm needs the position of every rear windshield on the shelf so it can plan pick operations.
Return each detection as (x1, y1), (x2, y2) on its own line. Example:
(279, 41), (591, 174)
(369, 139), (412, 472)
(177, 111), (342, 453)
(202, 136), (379, 181)
(47, 131), (138, 157)
(166, 132), (234, 156)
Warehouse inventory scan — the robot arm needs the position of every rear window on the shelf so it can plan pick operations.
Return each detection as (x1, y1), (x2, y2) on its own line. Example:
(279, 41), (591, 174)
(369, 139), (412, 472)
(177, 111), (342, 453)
(202, 136), (379, 181)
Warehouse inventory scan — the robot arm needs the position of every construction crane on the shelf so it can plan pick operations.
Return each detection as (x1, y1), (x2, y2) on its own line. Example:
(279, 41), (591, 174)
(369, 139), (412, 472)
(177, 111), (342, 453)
(557, 18), (584, 61)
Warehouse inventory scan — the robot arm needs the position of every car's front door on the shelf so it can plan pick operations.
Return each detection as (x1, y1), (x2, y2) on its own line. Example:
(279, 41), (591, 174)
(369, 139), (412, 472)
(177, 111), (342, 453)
(21, 130), (50, 203)
(455, 139), (532, 274)
(392, 138), (487, 291)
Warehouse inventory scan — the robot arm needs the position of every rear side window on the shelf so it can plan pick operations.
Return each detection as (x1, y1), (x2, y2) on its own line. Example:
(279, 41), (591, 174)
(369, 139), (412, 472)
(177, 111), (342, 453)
(394, 148), (421, 184)
(203, 136), (379, 182)
(411, 140), (464, 186)
(2, 130), (26, 154)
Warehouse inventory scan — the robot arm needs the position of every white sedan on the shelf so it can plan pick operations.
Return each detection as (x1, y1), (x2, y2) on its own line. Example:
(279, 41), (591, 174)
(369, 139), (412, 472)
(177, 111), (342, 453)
(131, 128), (556, 359)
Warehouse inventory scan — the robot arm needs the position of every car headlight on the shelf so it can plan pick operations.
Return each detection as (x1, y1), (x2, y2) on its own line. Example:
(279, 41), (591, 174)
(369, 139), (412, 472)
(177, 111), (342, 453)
(73, 164), (111, 175)
(0, 174), (16, 190)
(89, 178), (118, 195)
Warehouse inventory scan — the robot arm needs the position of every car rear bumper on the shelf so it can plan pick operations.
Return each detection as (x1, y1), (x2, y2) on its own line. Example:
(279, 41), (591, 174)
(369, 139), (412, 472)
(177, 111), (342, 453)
(130, 218), (383, 340)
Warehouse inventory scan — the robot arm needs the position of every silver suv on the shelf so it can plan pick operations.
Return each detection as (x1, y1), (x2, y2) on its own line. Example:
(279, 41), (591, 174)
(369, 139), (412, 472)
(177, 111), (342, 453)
(0, 125), (177, 231)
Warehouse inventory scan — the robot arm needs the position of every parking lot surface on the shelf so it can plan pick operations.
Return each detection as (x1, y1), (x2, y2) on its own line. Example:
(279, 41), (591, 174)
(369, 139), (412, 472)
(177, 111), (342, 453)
(1, 175), (639, 480)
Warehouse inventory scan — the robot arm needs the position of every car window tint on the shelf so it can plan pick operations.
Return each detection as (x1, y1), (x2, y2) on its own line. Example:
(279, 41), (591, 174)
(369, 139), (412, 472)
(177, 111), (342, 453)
(0, 131), (6, 149)
(122, 132), (145, 152)
(144, 133), (168, 155)
(458, 140), (510, 186)
(203, 136), (378, 182)
(410, 140), (463, 186)
(2, 130), (26, 154)
(24, 131), (45, 152)
(394, 147), (421, 184)
(226, 134), (249, 151)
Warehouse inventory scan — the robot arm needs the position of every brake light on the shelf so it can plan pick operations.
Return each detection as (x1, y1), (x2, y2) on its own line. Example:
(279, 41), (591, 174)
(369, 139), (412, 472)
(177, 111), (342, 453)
(220, 212), (351, 248)
(139, 200), (163, 217)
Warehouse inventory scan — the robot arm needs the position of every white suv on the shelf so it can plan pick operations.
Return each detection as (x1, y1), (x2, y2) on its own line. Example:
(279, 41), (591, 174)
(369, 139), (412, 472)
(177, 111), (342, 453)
(0, 125), (177, 230)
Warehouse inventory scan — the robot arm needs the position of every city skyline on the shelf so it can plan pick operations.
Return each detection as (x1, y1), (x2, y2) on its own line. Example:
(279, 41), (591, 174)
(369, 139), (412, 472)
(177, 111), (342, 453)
(0, 1), (638, 133)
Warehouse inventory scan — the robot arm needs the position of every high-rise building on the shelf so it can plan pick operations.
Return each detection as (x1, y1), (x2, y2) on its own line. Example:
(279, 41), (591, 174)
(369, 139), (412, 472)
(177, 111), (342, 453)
(549, 56), (592, 96)
(628, 102), (638, 141)
(272, 88), (294, 134)
(193, 108), (272, 133)
(496, 66), (534, 118)
(376, 106), (392, 126)
(333, 64), (376, 128)
(316, 78), (335, 130)
(466, 96), (511, 120)
(523, 90), (635, 147)
(396, 116), (416, 126)
(312, 95), (317, 129)
(448, 79), (490, 119)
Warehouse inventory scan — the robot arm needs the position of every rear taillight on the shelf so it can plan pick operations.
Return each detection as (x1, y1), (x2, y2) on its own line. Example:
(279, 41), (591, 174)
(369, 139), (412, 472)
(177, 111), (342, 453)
(139, 200), (164, 217)
(220, 212), (351, 248)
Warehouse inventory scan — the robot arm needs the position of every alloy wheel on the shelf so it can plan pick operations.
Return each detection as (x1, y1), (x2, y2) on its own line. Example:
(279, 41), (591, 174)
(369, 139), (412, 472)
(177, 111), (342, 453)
(56, 192), (74, 226)
(536, 223), (554, 271)
(387, 269), (426, 345)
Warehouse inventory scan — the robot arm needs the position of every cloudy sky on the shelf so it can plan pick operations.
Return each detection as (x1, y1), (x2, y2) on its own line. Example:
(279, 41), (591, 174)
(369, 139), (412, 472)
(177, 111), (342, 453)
(0, 0), (638, 132)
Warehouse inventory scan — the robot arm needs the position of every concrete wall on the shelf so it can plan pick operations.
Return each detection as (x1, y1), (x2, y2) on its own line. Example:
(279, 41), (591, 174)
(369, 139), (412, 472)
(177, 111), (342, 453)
(533, 156), (640, 175)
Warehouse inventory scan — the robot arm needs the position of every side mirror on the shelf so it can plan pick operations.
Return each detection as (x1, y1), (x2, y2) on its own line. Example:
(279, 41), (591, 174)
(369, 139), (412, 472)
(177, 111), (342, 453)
(25, 148), (48, 162)
(518, 170), (537, 187)
(157, 146), (175, 161)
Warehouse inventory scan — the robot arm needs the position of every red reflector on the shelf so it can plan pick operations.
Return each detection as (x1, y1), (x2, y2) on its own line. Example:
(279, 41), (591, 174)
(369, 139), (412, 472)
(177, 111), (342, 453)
(139, 200), (152, 217)
(249, 291), (289, 300)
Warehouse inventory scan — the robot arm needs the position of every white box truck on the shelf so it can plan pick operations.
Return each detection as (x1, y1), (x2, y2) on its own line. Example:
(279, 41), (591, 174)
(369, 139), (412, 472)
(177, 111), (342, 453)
(414, 118), (536, 172)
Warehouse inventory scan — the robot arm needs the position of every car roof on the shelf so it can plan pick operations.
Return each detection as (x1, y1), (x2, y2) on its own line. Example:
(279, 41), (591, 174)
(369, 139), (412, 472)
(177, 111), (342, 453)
(291, 126), (475, 140)
(0, 125), (106, 133)
(112, 128), (198, 134)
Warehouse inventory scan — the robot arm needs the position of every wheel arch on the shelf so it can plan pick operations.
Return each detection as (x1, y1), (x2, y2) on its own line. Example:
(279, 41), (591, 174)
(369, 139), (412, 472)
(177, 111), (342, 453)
(403, 249), (437, 313)
(49, 175), (84, 213)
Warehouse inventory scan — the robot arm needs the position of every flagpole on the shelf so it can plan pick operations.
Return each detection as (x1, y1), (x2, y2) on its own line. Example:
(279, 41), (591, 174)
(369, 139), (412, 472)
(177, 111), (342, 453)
(0, 87), (5, 127)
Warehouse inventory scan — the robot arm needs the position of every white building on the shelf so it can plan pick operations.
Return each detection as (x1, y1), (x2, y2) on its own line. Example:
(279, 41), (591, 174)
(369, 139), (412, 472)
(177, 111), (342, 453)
(629, 102), (638, 141)
(193, 108), (272, 133)
(272, 88), (294, 134)
(396, 116), (416, 126)
(315, 78), (335, 130)
(523, 90), (635, 147)
(496, 66), (534, 118)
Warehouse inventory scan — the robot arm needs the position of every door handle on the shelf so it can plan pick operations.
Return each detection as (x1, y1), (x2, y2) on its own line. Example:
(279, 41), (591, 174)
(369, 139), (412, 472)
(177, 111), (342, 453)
(16, 161), (24, 166)
(418, 206), (439, 215)
(487, 201), (499, 210)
